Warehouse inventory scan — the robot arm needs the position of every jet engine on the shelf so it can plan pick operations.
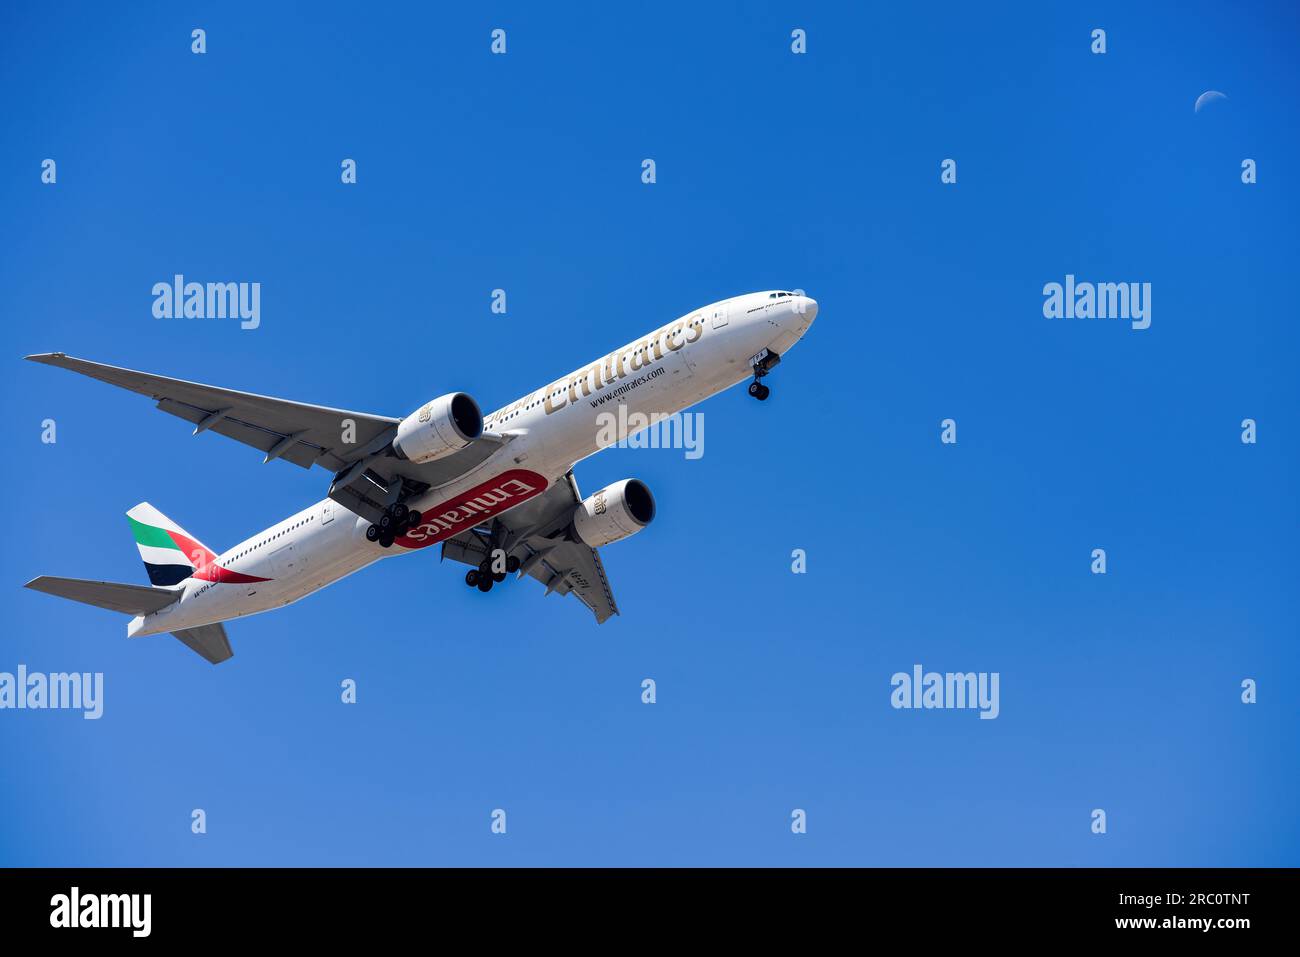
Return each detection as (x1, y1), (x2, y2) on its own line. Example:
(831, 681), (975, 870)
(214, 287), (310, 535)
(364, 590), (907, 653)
(572, 479), (656, 547)
(393, 393), (483, 464)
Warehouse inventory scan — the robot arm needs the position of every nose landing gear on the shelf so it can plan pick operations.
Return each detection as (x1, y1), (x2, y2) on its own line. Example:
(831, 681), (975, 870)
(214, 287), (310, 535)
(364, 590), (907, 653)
(367, 503), (424, 548)
(748, 347), (780, 401)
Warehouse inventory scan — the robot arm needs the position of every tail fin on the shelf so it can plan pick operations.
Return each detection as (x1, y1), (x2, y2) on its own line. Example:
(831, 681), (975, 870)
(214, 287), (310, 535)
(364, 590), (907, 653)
(126, 502), (218, 586)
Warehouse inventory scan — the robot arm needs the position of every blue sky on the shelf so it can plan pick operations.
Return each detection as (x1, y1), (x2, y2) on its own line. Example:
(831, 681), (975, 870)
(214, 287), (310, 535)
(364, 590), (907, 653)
(1, 1), (1296, 866)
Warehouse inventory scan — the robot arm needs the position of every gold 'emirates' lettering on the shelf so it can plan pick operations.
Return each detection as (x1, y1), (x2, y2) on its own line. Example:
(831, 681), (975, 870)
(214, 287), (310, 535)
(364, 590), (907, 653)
(541, 316), (705, 415)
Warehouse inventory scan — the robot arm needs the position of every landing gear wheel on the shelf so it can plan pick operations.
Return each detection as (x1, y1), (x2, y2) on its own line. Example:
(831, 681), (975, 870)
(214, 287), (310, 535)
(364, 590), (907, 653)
(366, 525), (380, 542)
(379, 533), (394, 548)
(506, 555), (520, 574)
(391, 503), (409, 524)
(748, 381), (762, 398)
(406, 509), (422, 529)
(477, 576), (493, 592)
(478, 558), (492, 576)
(465, 570), (479, 587)
(755, 383), (770, 401)
(378, 513), (393, 532)
(492, 571), (506, 583)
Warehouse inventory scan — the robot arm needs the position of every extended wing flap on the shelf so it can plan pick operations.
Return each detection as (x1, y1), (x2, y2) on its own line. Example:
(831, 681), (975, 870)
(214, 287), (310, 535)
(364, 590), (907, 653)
(156, 398), (327, 469)
(520, 539), (619, 622)
(442, 531), (490, 567)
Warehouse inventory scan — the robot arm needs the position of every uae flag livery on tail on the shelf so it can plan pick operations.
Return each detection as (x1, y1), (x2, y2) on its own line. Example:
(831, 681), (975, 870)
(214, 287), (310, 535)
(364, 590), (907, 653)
(126, 502), (219, 586)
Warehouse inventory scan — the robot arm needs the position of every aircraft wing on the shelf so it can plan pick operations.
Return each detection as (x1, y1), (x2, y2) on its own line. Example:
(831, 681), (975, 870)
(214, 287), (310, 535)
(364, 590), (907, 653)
(441, 471), (620, 624)
(26, 353), (401, 471)
(27, 353), (516, 525)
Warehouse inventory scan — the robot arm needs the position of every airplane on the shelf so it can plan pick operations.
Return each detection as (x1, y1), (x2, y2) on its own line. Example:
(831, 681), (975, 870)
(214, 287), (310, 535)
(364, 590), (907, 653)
(23, 290), (818, 664)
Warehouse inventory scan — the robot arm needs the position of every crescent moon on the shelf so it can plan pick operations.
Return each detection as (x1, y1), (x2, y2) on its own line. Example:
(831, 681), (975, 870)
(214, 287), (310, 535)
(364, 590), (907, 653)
(1194, 90), (1227, 112)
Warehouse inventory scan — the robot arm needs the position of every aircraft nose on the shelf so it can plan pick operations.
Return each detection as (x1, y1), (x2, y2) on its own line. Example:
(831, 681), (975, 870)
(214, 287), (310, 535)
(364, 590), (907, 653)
(793, 296), (818, 327)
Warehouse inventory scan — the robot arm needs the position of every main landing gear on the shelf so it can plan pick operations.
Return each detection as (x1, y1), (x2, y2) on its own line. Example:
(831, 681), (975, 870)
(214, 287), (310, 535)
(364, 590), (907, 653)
(464, 551), (521, 593)
(748, 347), (780, 401)
(365, 502), (423, 549)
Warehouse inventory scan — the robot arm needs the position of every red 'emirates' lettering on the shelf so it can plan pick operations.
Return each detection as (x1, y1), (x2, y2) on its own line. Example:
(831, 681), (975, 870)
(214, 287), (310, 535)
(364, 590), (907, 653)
(398, 472), (547, 548)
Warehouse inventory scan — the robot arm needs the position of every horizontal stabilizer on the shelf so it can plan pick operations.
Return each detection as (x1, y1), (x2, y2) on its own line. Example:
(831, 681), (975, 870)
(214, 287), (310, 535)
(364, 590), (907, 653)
(171, 623), (233, 664)
(25, 576), (180, 615)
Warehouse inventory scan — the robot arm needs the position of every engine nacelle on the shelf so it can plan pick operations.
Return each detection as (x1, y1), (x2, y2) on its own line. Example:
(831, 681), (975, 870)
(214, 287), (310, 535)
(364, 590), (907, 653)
(393, 393), (483, 464)
(572, 479), (656, 547)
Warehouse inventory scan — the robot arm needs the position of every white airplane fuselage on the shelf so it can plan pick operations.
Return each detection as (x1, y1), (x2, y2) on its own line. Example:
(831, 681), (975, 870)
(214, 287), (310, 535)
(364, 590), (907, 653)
(130, 291), (818, 637)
